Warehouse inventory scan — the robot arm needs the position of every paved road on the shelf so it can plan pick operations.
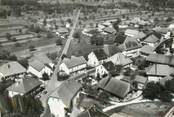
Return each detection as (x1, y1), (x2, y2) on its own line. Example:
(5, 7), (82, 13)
(41, 9), (81, 107)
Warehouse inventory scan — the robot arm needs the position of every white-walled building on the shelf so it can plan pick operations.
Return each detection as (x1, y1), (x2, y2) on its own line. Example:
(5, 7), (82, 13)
(28, 59), (53, 78)
(59, 56), (87, 75)
(7, 78), (42, 97)
(48, 80), (82, 117)
(88, 49), (107, 67)
(0, 61), (26, 80)
(119, 36), (142, 57)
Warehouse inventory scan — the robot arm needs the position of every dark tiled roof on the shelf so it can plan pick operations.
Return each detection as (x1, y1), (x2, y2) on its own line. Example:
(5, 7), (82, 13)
(29, 59), (45, 72)
(146, 64), (174, 77)
(93, 49), (107, 61)
(146, 54), (174, 66)
(7, 78), (42, 94)
(51, 80), (82, 108)
(121, 75), (147, 84)
(98, 78), (131, 99)
(143, 34), (160, 43)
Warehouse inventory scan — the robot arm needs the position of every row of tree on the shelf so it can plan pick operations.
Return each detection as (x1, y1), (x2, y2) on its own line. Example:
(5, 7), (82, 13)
(143, 77), (174, 102)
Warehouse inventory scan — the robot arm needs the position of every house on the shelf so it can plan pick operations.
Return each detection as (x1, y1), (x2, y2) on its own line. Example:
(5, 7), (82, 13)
(88, 49), (107, 67)
(0, 61), (26, 80)
(102, 27), (116, 34)
(98, 77), (132, 99)
(121, 75), (148, 89)
(7, 78), (42, 97)
(28, 59), (53, 78)
(56, 27), (69, 36)
(141, 34), (160, 47)
(124, 29), (139, 37)
(107, 53), (132, 67)
(77, 106), (109, 117)
(146, 64), (174, 82)
(119, 36), (142, 57)
(140, 45), (155, 57)
(59, 56), (87, 75)
(146, 54), (174, 66)
(48, 80), (82, 117)
(95, 61), (118, 77)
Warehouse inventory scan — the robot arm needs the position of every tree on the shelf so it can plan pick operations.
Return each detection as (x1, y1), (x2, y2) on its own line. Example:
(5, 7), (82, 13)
(6, 33), (12, 40)
(165, 78), (174, 93)
(29, 45), (36, 51)
(47, 32), (54, 38)
(166, 17), (173, 22)
(43, 18), (47, 26)
(134, 56), (147, 70)
(73, 31), (81, 39)
(159, 91), (173, 102)
(42, 72), (49, 81)
(56, 39), (62, 46)
(5, 95), (44, 117)
(90, 34), (104, 45)
(143, 82), (165, 100)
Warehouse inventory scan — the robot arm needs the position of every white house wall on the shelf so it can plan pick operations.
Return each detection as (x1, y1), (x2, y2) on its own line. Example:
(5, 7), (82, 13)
(69, 64), (87, 73)
(8, 91), (24, 97)
(41, 66), (53, 76)
(88, 52), (100, 67)
(95, 65), (108, 77)
(48, 98), (66, 117)
(59, 63), (70, 75)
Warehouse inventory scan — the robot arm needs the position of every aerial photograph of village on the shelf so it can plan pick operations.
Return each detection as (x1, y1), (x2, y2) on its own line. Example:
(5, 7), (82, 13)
(1, 0), (174, 117)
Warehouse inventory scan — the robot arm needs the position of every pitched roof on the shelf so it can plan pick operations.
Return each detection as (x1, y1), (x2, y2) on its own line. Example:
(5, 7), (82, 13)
(143, 34), (160, 43)
(50, 80), (82, 108)
(121, 75), (147, 84)
(62, 56), (86, 69)
(77, 107), (108, 117)
(120, 36), (142, 51)
(125, 29), (139, 37)
(146, 54), (174, 66)
(146, 64), (174, 77)
(103, 27), (116, 34)
(110, 53), (132, 66)
(98, 78), (131, 99)
(7, 78), (42, 94)
(29, 59), (45, 72)
(0, 61), (26, 78)
(140, 45), (155, 55)
(93, 49), (107, 61)
(133, 32), (146, 39)
(103, 44), (121, 56)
